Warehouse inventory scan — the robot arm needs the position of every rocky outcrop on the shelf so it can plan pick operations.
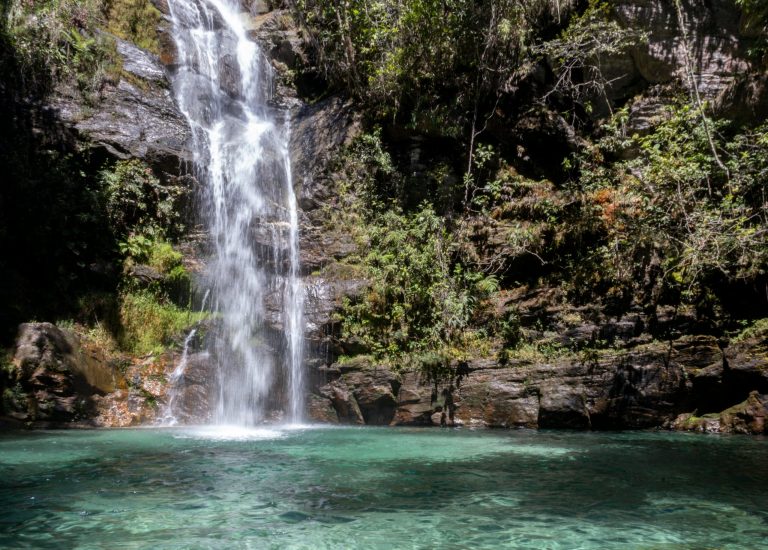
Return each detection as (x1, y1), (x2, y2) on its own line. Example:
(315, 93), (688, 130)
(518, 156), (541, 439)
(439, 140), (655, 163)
(306, 333), (768, 433)
(668, 333), (768, 434)
(671, 391), (768, 434)
(3, 323), (126, 425)
(605, 0), (768, 120)
(0, 322), (219, 428)
(51, 37), (192, 174)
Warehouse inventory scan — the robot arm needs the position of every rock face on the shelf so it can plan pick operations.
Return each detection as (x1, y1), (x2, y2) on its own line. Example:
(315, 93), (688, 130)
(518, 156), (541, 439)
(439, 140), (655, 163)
(305, 334), (768, 434)
(1, 322), (223, 428)
(5, 2), (768, 434)
(3, 323), (125, 424)
(278, 1), (768, 434)
(604, 0), (768, 120)
(50, 38), (192, 174)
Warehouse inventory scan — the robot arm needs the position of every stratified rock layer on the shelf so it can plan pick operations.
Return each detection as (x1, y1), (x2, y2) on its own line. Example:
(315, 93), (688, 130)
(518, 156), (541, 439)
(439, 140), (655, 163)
(305, 335), (768, 435)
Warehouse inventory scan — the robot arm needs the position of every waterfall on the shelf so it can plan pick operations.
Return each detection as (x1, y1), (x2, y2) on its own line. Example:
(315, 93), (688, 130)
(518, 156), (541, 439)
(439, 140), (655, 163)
(166, 0), (304, 425)
(161, 328), (197, 425)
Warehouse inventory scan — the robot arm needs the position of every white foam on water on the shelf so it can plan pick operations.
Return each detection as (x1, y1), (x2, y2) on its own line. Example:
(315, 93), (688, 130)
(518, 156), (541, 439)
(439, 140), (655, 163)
(174, 425), (287, 441)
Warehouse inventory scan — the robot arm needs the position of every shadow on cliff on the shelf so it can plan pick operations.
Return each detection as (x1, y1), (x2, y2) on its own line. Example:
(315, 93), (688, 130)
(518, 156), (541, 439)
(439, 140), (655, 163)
(0, 10), (120, 344)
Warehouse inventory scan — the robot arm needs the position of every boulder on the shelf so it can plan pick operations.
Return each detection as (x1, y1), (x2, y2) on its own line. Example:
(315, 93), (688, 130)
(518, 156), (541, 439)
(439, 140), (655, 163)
(671, 391), (768, 435)
(392, 372), (436, 426)
(718, 391), (768, 434)
(305, 393), (339, 424)
(339, 363), (400, 425)
(318, 380), (364, 424)
(5, 323), (125, 423)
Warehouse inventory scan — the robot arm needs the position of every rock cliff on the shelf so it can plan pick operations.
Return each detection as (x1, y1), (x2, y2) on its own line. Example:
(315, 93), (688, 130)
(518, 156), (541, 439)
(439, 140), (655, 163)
(2, 0), (767, 434)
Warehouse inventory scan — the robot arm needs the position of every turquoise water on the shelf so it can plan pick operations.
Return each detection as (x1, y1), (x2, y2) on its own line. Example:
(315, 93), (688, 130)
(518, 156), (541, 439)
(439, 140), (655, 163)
(1, 427), (766, 549)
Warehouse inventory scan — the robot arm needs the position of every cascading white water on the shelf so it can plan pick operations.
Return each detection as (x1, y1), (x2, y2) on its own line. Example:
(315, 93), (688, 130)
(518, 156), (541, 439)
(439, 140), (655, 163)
(161, 328), (197, 425)
(167, 0), (304, 425)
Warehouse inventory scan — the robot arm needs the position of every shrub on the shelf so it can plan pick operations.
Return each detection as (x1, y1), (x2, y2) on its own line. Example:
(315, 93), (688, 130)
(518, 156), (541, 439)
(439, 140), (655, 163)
(340, 204), (497, 369)
(2, 0), (120, 96)
(564, 101), (768, 312)
(104, 0), (162, 55)
(101, 159), (186, 240)
(118, 291), (205, 355)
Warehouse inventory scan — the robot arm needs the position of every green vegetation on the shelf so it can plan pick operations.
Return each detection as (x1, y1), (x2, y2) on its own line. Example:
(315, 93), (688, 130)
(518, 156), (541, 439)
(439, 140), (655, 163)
(324, 132), (499, 376)
(108, 173), (199, 356)
(291, 0), (641, 205)
(101, 159), (186, 240)
(732, 318), (768, 343)
(0, 144), (197, 351)
(340, 205), (495, 361)
(324, 87), (768, 372)
(306, 1), (768, 375)
(0, 0), (195, 353)
(1, 0), (163, 97)
(55, 233), (200, 357)
(560, 102), (768, 311)
(104, 0), (162, 54)
(534, 1), (645, 113)
(500, 340), (571, 365)
(293, 0), (555, 115)
(118, 290), (205, 355)
(1, 0), (766, 382)
(1, 0), (120, 96)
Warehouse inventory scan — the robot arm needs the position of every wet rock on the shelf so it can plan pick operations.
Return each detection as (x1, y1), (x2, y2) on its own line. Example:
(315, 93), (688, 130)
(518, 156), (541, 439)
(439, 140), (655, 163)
(116, 37), (166, 82)
(151, 0), (170, 16)
(218, 51), (243, 98)
(538, 379), (592, 429)
(93, 389), (156, 427)
(448, 366), (539, 429)
(672, 335), (723, 370)
(726, 336), (768, 385)
(613, 1), (747, 100)
(164, 352), (217, 424)
(290, 95), (361, 202)
(687, 334), (768, 414)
